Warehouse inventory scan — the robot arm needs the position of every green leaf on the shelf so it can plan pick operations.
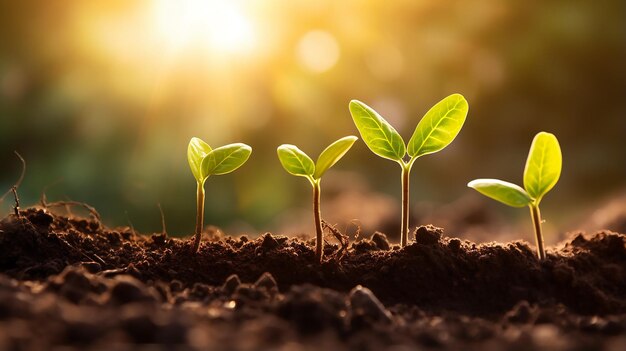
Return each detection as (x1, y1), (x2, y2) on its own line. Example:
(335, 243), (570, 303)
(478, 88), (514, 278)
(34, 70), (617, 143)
(407, 93), (469, 159)
(202, 143), (252, 176)
(188, 137), (212, 182)
(277, 144), (315, 179)
(349, 100), (405, 162)
(523, 132), (562, 202)
(468, 179), (533, 208)
(314, 136), (358, 179)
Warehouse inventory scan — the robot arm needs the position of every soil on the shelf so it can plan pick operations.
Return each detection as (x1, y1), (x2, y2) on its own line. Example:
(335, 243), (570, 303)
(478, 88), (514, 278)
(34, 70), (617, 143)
(1, 207), (626, 350)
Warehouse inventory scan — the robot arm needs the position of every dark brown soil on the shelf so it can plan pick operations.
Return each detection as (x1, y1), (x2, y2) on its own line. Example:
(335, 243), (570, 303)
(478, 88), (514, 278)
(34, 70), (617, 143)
(1, 207), (626, 350)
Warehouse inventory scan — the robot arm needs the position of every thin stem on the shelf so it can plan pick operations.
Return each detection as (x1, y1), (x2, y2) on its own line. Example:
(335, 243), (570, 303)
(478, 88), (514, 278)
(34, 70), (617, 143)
(193, 182), (205, 253)
(157, 202), (167, 237)
(529, 204), (546, 260)
(313, 180), (323, 263)
(400, 163), (411, 247)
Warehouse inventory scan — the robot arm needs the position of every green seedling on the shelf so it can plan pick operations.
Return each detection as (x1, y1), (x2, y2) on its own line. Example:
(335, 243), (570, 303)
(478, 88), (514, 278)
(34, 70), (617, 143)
(277, 136), (358, 263)
(188, 137), (251, 253)
(349, 94), (469, 247)
(468, 132), (562, 260)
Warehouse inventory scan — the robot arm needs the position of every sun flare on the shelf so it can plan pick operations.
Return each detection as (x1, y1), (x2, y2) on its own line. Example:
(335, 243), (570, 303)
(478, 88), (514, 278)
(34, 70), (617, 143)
(152, 0), (256, 54)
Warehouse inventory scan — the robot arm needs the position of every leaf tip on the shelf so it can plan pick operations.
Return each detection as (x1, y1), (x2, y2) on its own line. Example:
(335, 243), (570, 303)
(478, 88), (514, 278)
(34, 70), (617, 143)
(348, 99), (367, 112)
(536, 131), (557, 140)
(276, 144), (291, 152)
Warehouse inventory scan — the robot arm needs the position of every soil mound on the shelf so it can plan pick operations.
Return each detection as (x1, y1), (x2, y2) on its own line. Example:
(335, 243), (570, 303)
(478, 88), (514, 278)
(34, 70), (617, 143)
(1, 208), (626, 350)
(1, 208), (625, 316)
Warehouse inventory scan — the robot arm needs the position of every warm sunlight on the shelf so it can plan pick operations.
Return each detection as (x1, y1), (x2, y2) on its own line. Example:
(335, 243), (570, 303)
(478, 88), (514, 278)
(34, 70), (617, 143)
(152, 0), (256, 54)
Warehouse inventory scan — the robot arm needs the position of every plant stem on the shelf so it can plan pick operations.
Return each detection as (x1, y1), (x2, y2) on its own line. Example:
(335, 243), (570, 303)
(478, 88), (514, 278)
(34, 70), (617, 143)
(400, 163), (411, 247)
(193, 182), (205, 253)
(529, 204), (546, 260)
(313, 180), (323, 263)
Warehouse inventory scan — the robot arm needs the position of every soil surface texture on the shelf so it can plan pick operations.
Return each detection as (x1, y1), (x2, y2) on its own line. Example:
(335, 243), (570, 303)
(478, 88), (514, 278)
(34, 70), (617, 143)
(1, 207), (625, 350)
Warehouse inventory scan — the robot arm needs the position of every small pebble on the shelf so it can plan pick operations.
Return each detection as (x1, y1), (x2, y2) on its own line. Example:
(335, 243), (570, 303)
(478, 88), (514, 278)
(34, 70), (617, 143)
(348, 285), (392, 325)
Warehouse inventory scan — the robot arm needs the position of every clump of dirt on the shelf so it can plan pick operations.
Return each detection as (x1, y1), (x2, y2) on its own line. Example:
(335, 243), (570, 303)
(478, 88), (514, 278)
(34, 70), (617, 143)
(1, 207), (626, 350)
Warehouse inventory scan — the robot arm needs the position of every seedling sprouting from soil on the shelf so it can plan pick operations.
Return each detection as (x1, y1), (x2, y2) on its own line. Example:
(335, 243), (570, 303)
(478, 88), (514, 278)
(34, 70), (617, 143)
(188, 137), (251, 253)
(277, 136), (358, 263)
(349, 94), (469, 247)
(468, 132), (562, 260)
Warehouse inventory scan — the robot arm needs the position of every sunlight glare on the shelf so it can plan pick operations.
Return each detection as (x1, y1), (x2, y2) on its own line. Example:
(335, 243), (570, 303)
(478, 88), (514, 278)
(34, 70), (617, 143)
(152, 0), (256, 54)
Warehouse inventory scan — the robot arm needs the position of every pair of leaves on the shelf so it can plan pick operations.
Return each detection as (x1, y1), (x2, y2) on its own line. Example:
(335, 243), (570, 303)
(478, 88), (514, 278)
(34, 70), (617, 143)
(277, 136), (358, 182)
(349, 93), (469, 164)
(187, 137), (252, 183)
(468, 132), (562, 207)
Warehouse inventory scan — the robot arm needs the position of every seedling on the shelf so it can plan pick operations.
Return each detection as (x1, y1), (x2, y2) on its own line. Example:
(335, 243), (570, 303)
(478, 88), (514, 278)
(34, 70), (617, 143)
(188, 137), (252, 253)
(277, 136), (358, 263)
(349, 94), (469, 246)
(468, 132), (562, 260)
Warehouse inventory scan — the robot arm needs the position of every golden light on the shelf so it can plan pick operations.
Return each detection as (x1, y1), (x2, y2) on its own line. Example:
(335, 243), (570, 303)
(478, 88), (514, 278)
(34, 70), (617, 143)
(296, 30), (340, 73)
(152, 0), (256, 54)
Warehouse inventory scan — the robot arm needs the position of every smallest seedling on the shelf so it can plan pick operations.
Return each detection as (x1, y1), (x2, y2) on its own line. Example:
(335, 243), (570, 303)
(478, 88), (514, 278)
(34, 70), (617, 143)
(277, 136), (358, 263)
(468, 132), (562, 260)
(188, 137), (252, 253)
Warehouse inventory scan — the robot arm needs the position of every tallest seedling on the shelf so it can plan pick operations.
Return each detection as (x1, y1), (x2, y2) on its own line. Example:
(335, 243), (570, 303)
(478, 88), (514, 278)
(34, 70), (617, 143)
(350, 94), (469, 246)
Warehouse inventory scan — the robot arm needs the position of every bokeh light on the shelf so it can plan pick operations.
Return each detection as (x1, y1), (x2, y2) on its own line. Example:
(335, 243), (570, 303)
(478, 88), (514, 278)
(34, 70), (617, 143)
(296, 30), (340, 73)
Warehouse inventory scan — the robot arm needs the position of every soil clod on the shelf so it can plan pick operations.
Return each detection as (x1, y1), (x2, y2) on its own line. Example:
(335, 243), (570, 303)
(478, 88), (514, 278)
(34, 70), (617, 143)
(370, 232), (390, 250)
(414, 224), (443, 245)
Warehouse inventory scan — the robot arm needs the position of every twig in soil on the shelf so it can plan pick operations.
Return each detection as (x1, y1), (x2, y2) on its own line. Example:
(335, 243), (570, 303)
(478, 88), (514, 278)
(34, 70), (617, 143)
(91, 253), (106, 266)
(62, 196), (74, 217)
(39, 178), (64, 207)
(157, 203), (168, 237)
(0, 151), (26, 205)
(322, 220), (349, 261)
(11, 187), (20, 217)
(42, 200), (101, 222)
(56, 235), (106, 266)
(349, 219), (362, 241)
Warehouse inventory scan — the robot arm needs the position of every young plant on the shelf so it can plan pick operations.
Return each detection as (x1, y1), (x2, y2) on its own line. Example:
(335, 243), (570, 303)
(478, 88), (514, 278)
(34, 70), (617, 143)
(467, 132), (562, 260)
(277, 136), (358, 263)
(349, 94), (469, 247)
(188, 137), (252, 253)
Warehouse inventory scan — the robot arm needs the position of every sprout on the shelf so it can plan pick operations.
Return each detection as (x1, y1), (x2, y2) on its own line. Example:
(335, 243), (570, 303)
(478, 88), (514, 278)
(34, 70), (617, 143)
(349, 94), (469, 246)
(468, 132), (562, 260)
(187, 137), (252, 253)
(277, 136), (358, 263)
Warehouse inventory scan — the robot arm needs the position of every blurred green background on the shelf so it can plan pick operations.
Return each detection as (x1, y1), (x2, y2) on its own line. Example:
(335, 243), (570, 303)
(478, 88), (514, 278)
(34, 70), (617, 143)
(1, 0), (625, 242)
